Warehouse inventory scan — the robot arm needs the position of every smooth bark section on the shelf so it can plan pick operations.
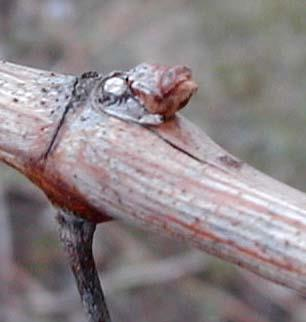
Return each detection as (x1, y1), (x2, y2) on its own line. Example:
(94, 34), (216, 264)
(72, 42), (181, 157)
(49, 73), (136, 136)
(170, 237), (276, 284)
(57, 210), (111, 322)
(1, 61), (306, 293)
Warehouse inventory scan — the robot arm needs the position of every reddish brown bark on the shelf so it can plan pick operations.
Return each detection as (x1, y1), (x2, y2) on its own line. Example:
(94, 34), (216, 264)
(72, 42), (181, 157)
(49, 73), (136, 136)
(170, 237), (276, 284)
(1, 61), (306, 294)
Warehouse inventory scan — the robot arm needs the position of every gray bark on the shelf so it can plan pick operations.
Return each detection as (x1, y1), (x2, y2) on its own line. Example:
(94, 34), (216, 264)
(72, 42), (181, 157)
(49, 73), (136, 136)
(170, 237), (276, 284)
(1, 61), (306, 294)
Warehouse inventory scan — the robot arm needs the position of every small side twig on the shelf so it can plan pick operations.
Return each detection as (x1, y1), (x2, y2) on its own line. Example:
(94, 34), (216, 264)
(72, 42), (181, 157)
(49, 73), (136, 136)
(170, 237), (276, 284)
(56, 210), (111, 322)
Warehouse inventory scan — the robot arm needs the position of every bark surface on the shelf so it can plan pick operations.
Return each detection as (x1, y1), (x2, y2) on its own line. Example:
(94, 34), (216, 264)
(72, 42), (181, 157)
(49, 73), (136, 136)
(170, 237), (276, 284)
(1, 61), (306, 293)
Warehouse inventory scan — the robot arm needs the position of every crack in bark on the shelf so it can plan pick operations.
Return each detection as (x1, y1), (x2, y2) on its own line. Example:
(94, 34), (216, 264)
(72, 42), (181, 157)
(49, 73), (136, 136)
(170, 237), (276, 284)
(147, 127), (203, 163)
(147, 126), (243, 177)
(43, 77), (79, 159)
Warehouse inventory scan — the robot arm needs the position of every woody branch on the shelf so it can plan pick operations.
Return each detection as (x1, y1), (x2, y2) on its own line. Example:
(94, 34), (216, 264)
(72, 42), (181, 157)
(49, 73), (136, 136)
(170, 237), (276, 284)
(1, 61), (306, 296)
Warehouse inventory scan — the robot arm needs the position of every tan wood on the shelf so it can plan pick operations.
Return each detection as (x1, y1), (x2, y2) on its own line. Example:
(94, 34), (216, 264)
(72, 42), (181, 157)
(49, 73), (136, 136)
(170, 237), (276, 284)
(1, 61), (306, 293)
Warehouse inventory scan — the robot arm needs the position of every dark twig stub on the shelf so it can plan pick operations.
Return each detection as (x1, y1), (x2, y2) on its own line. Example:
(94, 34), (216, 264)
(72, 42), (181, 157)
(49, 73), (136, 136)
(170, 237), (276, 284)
(57, 210), (112, 322)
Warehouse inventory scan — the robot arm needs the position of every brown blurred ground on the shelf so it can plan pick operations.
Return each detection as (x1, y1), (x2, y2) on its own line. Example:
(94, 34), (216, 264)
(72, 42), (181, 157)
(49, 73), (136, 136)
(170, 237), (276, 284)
(0, 1), (306, 321)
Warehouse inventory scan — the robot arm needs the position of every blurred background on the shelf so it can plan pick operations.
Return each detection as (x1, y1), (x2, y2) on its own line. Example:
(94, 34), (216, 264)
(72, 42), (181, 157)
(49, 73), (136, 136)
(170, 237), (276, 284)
(0, 0), (306, 321)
